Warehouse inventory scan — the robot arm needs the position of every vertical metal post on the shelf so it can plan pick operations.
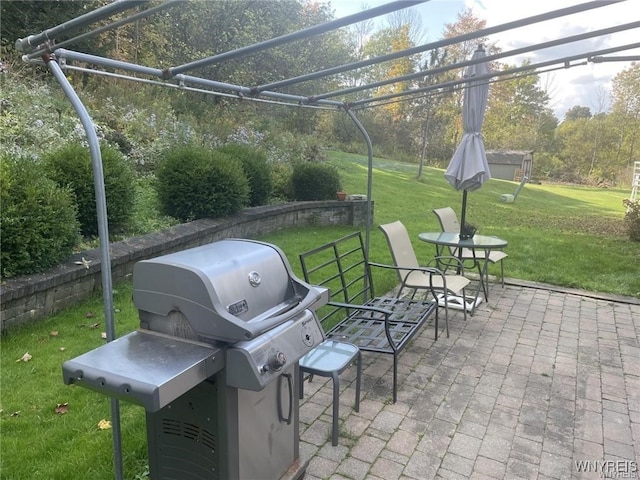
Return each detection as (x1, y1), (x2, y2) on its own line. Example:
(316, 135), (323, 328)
(45, 53), (123, 480)
(344, 107), (373, 258)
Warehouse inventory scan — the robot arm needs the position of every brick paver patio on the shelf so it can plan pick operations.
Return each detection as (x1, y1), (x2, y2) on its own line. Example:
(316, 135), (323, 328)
(299, 281), (640, 479)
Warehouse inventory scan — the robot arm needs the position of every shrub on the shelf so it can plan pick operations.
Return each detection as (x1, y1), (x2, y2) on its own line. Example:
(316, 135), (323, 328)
(623, 198), (640, 242)
(270, 161), (294, 202)
(0, 155), (80, 278)
(43, 143), (136, 236)
(156, 145), (250, 221)
(291, 161), (341, 201)
(217, 143), (272, 206)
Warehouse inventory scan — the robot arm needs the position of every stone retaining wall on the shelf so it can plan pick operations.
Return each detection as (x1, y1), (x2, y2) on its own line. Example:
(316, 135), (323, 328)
(1, 200), (371, 332)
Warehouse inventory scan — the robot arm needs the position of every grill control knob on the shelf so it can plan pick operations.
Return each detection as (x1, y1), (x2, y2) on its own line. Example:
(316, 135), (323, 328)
(269, 351), (287, 371)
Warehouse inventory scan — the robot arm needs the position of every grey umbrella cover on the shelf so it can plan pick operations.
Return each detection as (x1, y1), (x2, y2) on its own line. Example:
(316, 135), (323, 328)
(444, 47), (491, 192)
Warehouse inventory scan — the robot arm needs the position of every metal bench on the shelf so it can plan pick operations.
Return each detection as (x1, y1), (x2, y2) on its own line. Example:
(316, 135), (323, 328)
(299, 231), (440, 403)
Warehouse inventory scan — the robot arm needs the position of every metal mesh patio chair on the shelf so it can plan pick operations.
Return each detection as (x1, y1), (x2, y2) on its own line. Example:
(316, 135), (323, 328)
(378, 220), (471, 337)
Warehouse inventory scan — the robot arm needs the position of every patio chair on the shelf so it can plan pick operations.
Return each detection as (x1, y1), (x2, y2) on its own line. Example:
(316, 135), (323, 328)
(378, 220), (471, 337)
(432, 207), (508, 296)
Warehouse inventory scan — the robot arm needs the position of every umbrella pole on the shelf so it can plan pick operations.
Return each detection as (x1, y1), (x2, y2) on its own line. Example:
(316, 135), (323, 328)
(460, 190), (468, 234)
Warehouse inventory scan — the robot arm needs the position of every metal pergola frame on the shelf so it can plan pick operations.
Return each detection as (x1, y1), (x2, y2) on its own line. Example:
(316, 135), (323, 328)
(15, 1), (637, 477)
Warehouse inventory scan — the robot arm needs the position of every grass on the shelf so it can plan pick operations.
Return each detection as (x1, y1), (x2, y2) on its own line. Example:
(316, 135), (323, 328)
(1, 283), (149, 479)
(1, 152), (639, 479)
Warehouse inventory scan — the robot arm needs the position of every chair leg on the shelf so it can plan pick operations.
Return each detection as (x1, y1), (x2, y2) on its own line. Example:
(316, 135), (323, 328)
(443, 295), (449, 338)
(434, 301), (440, 341)
(392, 352), (398, 403)
(478, 263), (489, 301)
(331, 371), (340, 446)
(461, 289), (467, 322)
(354, 351), (361, 413)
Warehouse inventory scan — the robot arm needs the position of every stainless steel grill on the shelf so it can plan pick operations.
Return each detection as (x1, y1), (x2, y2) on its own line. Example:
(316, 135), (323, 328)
(62, 239), (328, 480)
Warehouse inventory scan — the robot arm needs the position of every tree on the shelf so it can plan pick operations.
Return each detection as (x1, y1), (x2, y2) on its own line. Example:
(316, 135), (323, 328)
(610, 63), (640, 168)
(483, 64), (556, 152)
(564, 106), (592, 121)
(1, 1), (105, 52)
(356, 15), (421, 156)
(429, 9), (496, 163)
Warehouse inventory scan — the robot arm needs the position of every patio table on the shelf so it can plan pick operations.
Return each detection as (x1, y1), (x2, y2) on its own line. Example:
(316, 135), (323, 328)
(418, 232), (508, 314)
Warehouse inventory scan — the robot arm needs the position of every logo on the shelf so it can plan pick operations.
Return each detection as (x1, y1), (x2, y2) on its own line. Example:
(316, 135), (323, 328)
(248, 271), (261, 287)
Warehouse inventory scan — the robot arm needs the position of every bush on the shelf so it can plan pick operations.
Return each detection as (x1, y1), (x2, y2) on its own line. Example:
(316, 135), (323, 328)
(0, 155), (80, 278)
(291, 161), (341, 201)
(217, 143), (272, 206)
(270, 161), (294, 202)
(43, 143), (136, 236)
(156, 145), (250, 221)
(623, 199), (640, 242)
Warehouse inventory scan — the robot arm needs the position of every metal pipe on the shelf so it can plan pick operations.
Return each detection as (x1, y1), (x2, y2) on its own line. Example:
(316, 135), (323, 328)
(15, 0), (146, 54)
(256, 0), (622, 93)
(167, 1), (427, 77)
(316, 20), (640, 102)
(45, 55), (123, 480)
(354, 61), (586, 111)
(590, 55), (640, 63)
(53, 49), (165, 77)
(344, 107), (374, 265)
(53, 49), (344, 107)
(24, 0), (184, 60)
(60, 64), (340, 110)
(348, 41), (640, 108)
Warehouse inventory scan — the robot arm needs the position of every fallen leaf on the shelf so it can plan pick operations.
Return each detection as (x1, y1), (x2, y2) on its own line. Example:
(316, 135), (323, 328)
(74, 257), (92, 269)
(90, 322), (99, 329)
(16, 352), (32, 363)
(50, 330), (59, 337)
(59, 347), (66, 352)
(10, 411), (20, 417)
(101, 332), (107, 339)
(54, 403), (69, 415)
(85, 311), (95, 318)
(98, 419), (112, 430)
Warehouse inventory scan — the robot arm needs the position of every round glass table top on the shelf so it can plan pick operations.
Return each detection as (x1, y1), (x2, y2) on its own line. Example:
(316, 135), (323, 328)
(418, 232), (508, 249)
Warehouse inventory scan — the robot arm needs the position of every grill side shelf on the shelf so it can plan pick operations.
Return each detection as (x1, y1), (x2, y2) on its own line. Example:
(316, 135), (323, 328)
(62, 330), (223, 412)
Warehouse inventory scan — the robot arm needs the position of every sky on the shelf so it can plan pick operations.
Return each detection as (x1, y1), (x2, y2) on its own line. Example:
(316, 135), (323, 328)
(331, 0), (638, 120)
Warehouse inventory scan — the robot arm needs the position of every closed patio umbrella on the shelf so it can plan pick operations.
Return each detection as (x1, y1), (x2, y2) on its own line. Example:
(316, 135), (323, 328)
(444, 45), (491, 236)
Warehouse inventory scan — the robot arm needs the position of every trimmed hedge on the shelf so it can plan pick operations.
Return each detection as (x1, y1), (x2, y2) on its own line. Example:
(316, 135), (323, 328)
(0, 155), (80, 278)
(291, 161), (341, 201)
(155, 144), (250, 221)
(217, 143), (272, 207)
(43, 143), (136, 236)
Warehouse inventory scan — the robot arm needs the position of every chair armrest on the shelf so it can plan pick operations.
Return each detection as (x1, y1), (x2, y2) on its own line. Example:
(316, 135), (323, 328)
(369, 261), (445, 296)
(368, 261), (440, 275)
(327, 300), (393, 318)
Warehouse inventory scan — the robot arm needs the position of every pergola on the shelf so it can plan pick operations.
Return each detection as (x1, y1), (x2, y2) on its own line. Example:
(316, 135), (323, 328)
(15, 1), (638, 477)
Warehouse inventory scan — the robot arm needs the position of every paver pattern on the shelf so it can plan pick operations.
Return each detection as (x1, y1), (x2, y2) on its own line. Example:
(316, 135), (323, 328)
(299, 282), (640, 479)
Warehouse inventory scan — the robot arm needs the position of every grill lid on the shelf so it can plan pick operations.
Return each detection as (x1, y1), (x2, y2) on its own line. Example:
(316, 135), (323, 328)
(133, 239), (325, 343)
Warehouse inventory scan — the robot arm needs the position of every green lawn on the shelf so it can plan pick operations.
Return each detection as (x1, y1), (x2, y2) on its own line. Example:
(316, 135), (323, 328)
(318, 151), (639, 298)
(1, 152), (638, 479)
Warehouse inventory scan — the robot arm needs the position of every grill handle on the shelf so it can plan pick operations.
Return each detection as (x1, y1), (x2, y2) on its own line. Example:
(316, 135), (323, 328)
(278, 373), (293, 425)
(250, 285), (327, 338)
